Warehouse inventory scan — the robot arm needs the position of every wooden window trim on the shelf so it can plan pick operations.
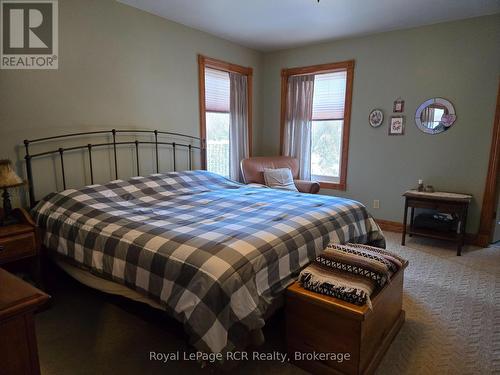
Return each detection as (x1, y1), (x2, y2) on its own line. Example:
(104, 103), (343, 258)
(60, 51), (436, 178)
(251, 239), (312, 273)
(477, 79), (500, 246)
(198, 55), (253, 169)
(280, 60), (355, 191)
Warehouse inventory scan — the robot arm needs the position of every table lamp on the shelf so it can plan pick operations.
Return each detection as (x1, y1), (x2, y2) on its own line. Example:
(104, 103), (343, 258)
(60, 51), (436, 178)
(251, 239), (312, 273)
(0, 160), (25, 225)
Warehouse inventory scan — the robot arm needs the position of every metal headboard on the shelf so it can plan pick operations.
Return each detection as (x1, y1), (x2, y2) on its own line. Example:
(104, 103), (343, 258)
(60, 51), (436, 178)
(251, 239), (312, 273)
(23, 129), (203, 207)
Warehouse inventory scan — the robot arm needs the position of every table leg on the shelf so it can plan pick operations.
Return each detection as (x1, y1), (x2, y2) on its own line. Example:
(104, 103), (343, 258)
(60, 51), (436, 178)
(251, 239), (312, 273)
(457, 205), (468, 256)
(402, 199), (408, 246)
(409, 207), (415, 237)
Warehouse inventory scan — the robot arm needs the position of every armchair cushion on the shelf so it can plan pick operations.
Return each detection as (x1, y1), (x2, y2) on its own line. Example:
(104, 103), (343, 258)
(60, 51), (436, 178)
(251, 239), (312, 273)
(263, 168), (298, 191)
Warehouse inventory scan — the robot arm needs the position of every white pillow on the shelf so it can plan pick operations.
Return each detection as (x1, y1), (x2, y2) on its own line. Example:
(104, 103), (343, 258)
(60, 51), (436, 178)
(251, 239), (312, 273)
(263, 168), (298, 191)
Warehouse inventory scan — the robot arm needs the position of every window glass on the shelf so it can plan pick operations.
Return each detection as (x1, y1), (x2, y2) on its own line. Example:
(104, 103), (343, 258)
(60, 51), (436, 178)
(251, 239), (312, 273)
(311, 71), (347, 182)
(205, 68), (230, 177)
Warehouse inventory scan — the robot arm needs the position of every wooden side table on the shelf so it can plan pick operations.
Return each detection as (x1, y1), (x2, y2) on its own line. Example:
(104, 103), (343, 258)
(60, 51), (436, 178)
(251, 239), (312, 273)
(0, 208), (41, 285)
(0, 268), (50, 375)
(401, 190), (472, 256)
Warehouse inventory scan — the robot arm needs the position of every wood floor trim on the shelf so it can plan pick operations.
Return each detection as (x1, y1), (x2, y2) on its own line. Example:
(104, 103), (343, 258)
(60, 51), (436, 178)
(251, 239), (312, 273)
(376, 219), (404, 233)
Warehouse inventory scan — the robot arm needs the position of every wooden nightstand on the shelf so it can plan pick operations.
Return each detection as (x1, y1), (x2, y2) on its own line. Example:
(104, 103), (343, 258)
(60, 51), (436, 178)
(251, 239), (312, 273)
(0, 208), (41, 285)
(401, 190), (472, 256)
(0, 268), (50, 375)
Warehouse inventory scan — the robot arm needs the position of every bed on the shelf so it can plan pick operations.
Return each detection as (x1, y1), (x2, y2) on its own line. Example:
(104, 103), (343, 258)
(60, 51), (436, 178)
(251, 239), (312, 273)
(32, 170), (384, 354)
(24, 129), (384, 355)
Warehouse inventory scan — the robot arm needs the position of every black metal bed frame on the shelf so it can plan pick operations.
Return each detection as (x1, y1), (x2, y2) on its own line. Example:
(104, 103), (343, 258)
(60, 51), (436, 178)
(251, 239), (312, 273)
(24, 129), (202, 207)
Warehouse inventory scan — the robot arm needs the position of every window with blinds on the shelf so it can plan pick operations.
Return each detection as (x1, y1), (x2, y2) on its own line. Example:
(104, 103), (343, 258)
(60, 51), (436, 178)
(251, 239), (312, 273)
(312, 71), (347, 121)
(310, 70), (348, 183)
(205, 68), (230, 113)
(204, 68), (230, 177)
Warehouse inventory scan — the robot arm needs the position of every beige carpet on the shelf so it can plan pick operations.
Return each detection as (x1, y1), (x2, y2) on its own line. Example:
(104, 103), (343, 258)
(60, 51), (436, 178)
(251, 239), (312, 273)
(36, 231), (500, 374)
(376, 232), (500, 375)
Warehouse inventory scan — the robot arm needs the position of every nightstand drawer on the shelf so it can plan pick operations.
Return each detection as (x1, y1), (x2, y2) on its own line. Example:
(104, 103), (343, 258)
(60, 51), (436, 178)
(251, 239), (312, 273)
(0, 233), (37, 264)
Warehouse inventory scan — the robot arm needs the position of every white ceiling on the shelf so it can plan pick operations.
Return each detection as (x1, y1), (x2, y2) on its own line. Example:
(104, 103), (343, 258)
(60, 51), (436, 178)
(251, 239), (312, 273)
(118, 0), (500, 51)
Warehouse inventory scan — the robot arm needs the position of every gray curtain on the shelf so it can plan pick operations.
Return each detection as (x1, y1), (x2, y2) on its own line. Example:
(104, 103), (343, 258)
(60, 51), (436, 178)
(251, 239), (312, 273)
(229, 72), (249, 181)
(422, 107), (435, 128)
(283, 75), (314, 180)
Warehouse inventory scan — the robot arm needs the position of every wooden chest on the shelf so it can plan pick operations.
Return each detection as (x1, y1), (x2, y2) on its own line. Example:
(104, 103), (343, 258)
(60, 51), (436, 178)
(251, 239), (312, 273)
(286, 268), (405, 375)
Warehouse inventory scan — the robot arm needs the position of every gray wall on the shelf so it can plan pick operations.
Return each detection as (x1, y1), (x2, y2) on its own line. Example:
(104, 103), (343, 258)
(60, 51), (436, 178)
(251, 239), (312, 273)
(1, 1), (498, 234)
(0, 0), (263, 202)
(259, 15), (500, 232)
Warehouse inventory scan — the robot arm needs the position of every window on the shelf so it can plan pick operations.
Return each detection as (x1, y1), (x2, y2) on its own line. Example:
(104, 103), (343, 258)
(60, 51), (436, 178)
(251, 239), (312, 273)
(431, 108), (445, 129)
(311, 71), (347, 183)
(280, 61), (354, 190)
(205, 68), (230, 177)
(198, 55), (253, 179)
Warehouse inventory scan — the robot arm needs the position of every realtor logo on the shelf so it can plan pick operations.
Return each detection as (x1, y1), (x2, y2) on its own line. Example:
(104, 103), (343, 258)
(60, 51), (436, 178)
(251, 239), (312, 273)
(1, 0), (58, 69)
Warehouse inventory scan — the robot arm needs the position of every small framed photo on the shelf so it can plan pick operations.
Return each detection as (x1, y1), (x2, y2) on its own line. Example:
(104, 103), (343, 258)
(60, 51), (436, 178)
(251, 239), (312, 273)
(389, 116), (405, 135)
(393, 98), (405, 113)
(369, 109), (384, 128)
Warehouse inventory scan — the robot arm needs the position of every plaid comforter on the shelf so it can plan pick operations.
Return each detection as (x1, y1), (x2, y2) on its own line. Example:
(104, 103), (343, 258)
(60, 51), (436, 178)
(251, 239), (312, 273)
(32, 170), (384, 353)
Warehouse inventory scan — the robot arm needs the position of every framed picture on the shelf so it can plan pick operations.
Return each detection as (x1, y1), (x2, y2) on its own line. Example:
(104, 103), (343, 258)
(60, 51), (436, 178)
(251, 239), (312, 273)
(393, 98), (405, 113)
(389, 116), (405, 135)
(369, 109), (384, 128)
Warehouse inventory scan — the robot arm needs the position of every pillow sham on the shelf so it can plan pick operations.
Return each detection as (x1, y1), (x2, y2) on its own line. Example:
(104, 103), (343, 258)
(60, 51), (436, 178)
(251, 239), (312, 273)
(263, 168), (298, 191)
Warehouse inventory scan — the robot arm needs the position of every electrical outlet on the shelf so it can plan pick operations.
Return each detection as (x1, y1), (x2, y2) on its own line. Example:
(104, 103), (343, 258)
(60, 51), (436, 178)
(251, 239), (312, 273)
(373, 200), (380, 209)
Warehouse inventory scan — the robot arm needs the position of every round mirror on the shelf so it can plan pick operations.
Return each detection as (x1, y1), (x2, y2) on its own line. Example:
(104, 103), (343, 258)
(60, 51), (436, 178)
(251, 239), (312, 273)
(415, 98), (456, 134)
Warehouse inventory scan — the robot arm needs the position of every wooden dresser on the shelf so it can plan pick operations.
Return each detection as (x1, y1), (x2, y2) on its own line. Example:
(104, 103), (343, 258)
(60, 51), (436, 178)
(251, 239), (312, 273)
(0, 208), (41, 284)
(0, 268), (49, 375)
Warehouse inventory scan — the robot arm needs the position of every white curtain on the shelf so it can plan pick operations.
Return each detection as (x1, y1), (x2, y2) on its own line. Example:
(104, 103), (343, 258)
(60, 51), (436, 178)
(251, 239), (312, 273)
(283, 74), (314, 180)
(229, 72), (249, 181)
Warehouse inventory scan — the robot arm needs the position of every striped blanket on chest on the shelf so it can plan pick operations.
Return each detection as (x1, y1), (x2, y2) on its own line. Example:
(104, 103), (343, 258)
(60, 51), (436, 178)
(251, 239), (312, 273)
(299, 243), (408, 307)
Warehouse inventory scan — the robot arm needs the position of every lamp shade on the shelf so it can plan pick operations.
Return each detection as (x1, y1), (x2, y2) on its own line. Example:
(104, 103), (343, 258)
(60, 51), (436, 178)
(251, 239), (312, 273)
(0, 160), (24, 188)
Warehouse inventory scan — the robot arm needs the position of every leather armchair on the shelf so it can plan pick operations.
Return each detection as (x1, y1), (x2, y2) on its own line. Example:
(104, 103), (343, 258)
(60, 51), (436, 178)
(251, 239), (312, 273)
(240, 156), (320, 194)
